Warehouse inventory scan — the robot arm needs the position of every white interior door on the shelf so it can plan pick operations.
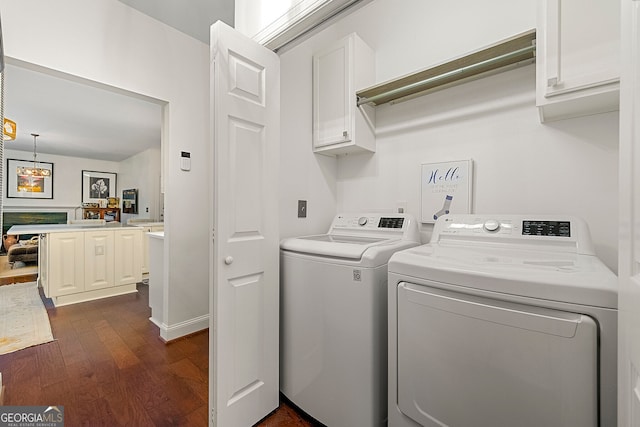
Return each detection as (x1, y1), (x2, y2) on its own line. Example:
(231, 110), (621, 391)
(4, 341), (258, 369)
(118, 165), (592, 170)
(618, 1), (640, 425)
(209, 21), (280, 427)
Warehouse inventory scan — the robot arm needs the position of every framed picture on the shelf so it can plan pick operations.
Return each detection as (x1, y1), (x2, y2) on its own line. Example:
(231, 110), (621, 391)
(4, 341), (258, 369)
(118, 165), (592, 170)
(7, 158), (54, 199)
(421, 159), (473, 223)
(82, 170), (117, 204)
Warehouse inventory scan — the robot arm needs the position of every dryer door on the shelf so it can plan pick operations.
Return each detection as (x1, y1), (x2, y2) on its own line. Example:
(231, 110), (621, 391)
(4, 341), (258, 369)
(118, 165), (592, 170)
(396, 282), (598, 427)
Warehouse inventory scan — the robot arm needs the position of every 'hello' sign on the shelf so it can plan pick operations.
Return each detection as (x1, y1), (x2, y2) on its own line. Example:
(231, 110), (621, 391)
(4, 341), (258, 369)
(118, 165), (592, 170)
(421, 160), (473, 223)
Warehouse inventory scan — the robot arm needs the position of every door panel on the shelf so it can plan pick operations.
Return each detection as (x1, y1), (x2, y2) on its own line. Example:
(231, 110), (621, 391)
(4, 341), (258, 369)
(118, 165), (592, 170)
(210, 21), (280, 427)
(229, 118), (264, 235)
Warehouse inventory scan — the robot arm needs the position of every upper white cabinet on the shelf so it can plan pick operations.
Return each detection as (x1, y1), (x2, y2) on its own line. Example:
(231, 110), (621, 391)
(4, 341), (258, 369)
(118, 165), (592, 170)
(313, 33), (375, 156)
(536, 0), (620, 122)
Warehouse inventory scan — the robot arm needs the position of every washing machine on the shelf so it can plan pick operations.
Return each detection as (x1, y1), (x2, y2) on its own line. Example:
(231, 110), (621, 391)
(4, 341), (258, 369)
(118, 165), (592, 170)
(280, 213), (421, 427)
(388, 214), (617, 427)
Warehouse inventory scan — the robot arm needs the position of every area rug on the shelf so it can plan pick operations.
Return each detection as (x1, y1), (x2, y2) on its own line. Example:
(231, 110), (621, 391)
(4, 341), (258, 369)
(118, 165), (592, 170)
(0, 282), (53, 355)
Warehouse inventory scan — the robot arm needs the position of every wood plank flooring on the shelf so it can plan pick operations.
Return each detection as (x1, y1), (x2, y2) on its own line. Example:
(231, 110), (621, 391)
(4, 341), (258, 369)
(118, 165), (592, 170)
(0, 283), (313, 427)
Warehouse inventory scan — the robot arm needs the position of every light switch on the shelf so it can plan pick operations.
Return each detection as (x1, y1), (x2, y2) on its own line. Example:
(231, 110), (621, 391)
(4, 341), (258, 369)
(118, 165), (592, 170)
(95, 245), (104, 255)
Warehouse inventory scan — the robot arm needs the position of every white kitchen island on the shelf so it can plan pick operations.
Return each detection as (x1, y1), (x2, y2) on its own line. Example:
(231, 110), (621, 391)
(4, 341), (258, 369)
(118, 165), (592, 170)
(8, 223), (143, 306)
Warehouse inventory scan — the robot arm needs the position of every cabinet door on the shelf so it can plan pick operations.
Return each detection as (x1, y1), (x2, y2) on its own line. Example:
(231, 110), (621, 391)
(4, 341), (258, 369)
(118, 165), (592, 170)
(48, 232), (85, 297)
(141, 227), (151, 275)
(544, 0), (619, 93)
(39, 234), (49, 297)
(313, 35), (352, 148)
(537, 0), (620, 120)
(84, 230), (114, 291)
(114, 228), (142, 286)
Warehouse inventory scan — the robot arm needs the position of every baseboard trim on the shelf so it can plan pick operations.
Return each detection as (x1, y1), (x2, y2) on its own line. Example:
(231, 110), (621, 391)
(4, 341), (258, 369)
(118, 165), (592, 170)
(52, 283), (137, 307)
(153, 314), (209, 342)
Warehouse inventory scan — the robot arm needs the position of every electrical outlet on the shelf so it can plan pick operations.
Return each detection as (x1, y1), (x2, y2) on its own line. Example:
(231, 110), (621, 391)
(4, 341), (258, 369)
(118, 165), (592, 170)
(397, 201), (407, 214)
(298, 200), (307, 218)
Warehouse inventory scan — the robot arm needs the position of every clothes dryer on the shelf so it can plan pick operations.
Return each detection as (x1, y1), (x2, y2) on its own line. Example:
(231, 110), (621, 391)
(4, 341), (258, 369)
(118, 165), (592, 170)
(388, 214), (617, 427)
(280, 213), (420, 427)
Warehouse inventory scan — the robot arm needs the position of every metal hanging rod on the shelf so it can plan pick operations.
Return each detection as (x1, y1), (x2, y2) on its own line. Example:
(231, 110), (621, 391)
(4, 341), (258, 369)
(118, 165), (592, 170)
(356, 29), (536, 107)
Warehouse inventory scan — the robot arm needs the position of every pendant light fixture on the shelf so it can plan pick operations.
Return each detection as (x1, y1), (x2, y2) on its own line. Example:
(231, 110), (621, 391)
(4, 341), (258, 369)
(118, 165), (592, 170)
(17, 133), (51, 177)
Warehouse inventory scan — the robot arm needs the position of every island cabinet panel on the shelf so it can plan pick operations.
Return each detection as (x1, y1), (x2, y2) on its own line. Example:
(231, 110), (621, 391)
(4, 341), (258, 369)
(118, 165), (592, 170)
(84, 230), (115, 291)
(138, 224), (164, 275)
(35, 226), (143, 306)
(114, 228), (143, 286)
(48, 232), (85, 297)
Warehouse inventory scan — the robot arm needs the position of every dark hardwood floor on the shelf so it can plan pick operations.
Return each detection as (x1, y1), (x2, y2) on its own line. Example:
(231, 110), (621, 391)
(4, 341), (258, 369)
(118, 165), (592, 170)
(0, 283), (311, 427)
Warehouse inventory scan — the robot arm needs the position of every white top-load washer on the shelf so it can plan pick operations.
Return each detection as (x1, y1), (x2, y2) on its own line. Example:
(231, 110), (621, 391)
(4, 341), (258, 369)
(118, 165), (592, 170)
(280, 213), (420, 427)
(388, 214), (617, 427)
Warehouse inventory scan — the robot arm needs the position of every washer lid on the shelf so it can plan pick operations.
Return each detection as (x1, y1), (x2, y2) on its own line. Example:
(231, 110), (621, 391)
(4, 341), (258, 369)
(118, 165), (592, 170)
(280, 213), (421, 260)
(280, 234), (393, 259)
(388, 244), (617, 309)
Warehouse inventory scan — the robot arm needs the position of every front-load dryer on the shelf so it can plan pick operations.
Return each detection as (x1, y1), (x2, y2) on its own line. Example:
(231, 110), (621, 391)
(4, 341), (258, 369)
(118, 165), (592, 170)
(280, 213), (420, 427)
(388, 214), (617, 427)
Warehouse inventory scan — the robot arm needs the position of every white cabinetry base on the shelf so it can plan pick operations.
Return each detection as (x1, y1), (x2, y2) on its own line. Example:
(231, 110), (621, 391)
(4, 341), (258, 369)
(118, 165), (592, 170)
(50, 283), (138, 307)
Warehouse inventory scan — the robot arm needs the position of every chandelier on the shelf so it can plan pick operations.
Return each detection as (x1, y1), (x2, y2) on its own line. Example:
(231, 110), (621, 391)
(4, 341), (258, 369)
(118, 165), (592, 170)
(17, 133), (51, 177)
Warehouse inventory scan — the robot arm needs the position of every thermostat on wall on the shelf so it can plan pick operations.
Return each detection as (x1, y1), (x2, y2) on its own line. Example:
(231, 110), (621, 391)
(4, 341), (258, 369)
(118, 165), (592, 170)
(181, 151), (191, 171)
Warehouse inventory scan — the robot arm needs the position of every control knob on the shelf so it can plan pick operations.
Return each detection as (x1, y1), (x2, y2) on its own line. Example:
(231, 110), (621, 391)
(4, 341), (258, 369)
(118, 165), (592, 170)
(483, 219), (501, 232)
(358, 217), (368, 226)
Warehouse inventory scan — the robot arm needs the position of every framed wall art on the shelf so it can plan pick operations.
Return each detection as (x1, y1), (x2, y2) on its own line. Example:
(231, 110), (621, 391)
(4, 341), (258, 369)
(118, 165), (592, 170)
(82, 170), (117, 204)
(421, 159), (473, 223)
(7, 158), (54, 199)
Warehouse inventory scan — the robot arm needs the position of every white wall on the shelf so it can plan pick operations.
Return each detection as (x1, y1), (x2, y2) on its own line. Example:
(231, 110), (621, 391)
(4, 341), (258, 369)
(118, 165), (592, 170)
(3, 148), (120, 217)
(1, 0), (210, 333)
(118, 147), (161, 223)
(279, 40), (338, 239)
(4, 148), (161, 223)
(278, 0), (619, 271)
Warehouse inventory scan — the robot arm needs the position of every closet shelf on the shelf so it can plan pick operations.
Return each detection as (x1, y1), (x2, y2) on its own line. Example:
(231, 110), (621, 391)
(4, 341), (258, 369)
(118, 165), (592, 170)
(356, 29), (536, 107)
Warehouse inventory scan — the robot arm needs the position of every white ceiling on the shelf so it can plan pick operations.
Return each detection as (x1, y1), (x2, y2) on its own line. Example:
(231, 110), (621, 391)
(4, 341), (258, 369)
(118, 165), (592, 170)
(3, 0), (235, 162)
(4, 63), (163, 162)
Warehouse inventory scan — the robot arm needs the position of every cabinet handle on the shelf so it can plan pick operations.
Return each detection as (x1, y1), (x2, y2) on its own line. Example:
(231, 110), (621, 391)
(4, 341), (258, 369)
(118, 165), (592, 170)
(224, 256), (234, 265)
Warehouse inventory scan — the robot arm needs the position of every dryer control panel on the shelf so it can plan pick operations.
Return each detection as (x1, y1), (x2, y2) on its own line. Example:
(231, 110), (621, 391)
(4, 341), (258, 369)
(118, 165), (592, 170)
(522, 220), (571, 237)
(432, 214), (594, 255)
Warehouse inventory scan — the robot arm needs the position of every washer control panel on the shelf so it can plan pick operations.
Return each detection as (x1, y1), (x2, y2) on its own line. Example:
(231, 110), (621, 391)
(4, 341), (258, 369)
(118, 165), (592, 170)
(333, 214), (406, 230)
(328, 213), (419, 242)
